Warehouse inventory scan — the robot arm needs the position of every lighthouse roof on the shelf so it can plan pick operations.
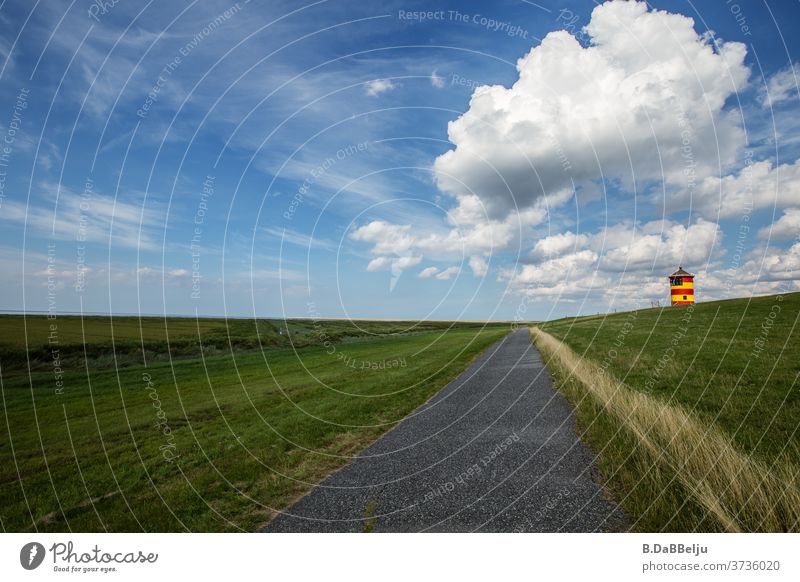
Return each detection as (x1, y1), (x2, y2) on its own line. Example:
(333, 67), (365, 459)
(669, 266), (693, 278)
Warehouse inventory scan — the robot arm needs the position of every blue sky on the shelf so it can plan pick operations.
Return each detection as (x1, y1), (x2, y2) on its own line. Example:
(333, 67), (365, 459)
(0, 0), (798, 320)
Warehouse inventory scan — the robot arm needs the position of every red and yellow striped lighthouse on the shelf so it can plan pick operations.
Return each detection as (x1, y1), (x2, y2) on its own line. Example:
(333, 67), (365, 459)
(668, 266), (694, 306)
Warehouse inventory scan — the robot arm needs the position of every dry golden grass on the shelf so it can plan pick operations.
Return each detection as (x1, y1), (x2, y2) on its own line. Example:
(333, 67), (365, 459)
(531, 327), (800, 532)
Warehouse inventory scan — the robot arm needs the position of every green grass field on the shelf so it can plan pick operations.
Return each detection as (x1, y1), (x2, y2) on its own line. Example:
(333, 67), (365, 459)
(537, 292), (800, 531)
(0, 314), (489, 374)
(0, 315), (509, 532)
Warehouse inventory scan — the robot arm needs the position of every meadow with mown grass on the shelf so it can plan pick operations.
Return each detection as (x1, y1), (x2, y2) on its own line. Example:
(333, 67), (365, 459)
(0, 315), (508, 532)
(534, 292), (800, 532)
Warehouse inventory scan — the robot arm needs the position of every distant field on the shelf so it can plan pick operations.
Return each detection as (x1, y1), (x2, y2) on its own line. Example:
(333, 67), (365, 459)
(536, 292), (800, 531)
(0, 315), (509, 532)
(0, 314), (496, 373)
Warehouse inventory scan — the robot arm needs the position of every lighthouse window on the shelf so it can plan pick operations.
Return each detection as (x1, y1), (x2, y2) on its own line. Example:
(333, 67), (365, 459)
(683, 295), (687, 300)
(673, 277), (682, 285)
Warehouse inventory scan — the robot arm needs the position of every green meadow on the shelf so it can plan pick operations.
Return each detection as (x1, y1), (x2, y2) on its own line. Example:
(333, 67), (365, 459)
(0, 315), (508, 532)
(536, 292), (800, 531)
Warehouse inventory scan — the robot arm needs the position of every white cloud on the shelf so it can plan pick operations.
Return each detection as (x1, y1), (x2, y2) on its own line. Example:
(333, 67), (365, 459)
(531, 231), (590, 260)
(751, 241), (800, 282)
(435, 266), (460, 280)
(698, 240), (800, 301)
(418, 266), (439, 278)
(350, 221), (415, 255)
(367, 256), (392, 272)
(394, 255), (422, 269)
(760, 63), (799, 108)
(504, 218), (721, 304)
(348, 191), (567, 272)
(507, 249), (599, 290)
(430, 70), (445, 88)
(685, 159), (800, 219)
(433, 0), (749, 218)
(365, 253), (421, 273)
(759, 208), (800, 239)
(601, 219), (720, 271)
(468, 256), (488, 277)
(137, 267), (191, 280)
(349, 212), (519, 269)
(365, 78), (397, 97)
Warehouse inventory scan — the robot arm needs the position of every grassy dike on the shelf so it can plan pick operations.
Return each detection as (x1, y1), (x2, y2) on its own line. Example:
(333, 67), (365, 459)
(0, 318), (508, 532)
(532, 293), (800, 532)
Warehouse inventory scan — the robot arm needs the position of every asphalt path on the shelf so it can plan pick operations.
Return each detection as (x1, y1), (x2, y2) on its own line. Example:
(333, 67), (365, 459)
(264, 329), (627, 532)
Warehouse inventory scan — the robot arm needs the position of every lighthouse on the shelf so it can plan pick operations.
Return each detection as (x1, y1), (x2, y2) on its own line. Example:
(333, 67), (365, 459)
(668, 267), (695, 306)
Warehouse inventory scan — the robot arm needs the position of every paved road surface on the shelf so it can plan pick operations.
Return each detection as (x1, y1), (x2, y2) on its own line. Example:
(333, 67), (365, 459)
(264, 329), (626, 532)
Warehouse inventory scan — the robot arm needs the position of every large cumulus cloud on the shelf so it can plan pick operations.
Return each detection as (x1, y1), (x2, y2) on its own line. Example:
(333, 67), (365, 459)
(433, 0), (749, 217)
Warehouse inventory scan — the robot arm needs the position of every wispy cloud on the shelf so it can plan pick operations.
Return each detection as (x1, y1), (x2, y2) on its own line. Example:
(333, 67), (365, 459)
(0, 181), (164, 250)
(364, 78), (396, 97)
(760, 62), (799, 108)
(262, 226), (337, 251)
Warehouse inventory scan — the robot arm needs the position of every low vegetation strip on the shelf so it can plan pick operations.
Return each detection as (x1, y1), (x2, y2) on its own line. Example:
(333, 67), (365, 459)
(0, 314), (501, 374)
(531, 327), (800, 532)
